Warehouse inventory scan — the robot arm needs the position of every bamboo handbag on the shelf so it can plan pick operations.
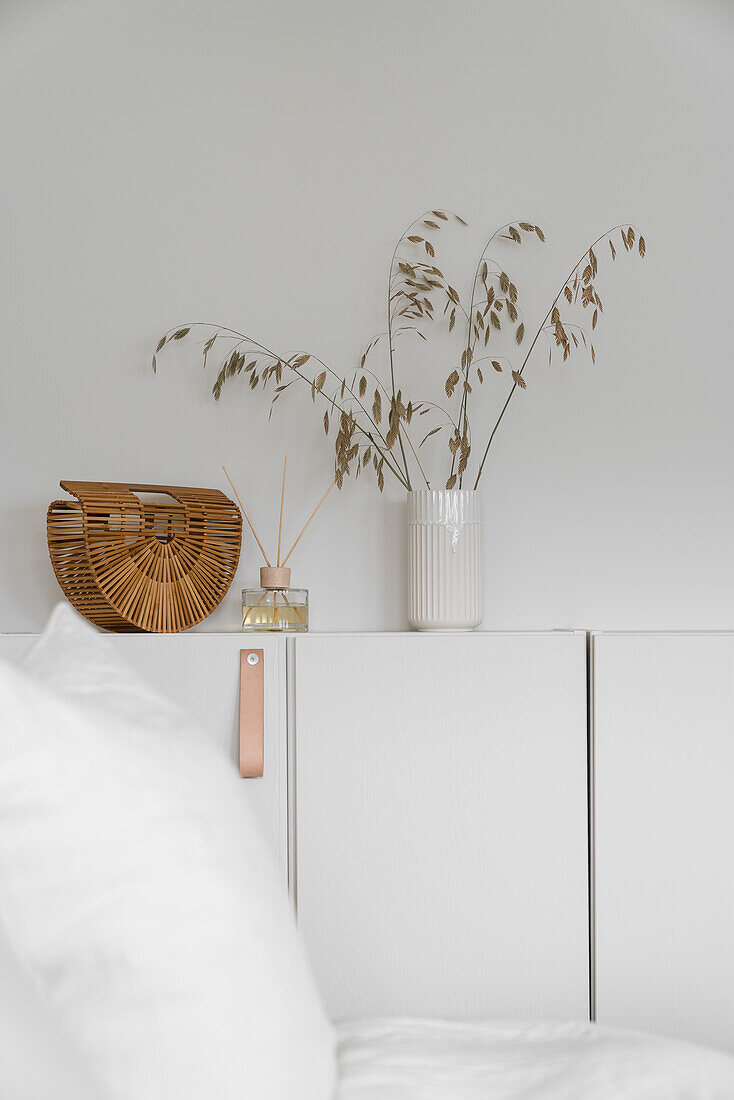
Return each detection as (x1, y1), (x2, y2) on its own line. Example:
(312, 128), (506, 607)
(47, 481), (242, 632)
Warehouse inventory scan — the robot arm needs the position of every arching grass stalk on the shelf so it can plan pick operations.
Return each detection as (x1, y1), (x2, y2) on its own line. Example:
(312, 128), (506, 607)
(152, 214), (644, 494)
(472, 224), (645, 488)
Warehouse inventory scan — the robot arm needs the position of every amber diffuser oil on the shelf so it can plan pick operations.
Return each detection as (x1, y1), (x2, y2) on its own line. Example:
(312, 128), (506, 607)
(242, 567), (308, 633)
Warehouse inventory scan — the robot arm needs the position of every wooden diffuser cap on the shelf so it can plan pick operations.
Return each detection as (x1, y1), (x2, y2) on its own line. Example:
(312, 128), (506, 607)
(260, 566), (291, 590)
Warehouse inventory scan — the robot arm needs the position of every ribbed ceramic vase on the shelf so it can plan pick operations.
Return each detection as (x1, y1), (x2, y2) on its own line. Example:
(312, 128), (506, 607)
(407, 489), (483, 631)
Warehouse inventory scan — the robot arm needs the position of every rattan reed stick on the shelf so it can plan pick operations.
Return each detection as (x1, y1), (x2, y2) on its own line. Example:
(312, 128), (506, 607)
(282, 478), (336, 567)
(222, 465), (271, 567)
(276, 455), (287, 568)
(281, 589), (305, 625)
(242, 589), (267, 626)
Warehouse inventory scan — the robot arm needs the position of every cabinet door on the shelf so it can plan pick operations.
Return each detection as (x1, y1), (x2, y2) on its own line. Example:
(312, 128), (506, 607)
(0, 634), (288, 879)
(593, 632), (734, 1051)
(294, 633), (589, 1020)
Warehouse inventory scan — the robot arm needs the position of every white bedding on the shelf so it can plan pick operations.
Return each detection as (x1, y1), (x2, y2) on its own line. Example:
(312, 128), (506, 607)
(336, 1018), (734, 1099)
(0, 606), (335, 1100)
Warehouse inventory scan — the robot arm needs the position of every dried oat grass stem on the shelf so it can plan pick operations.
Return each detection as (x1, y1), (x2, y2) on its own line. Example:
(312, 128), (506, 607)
(387, 214), (438, 490)
(452, 220), (527, 487)
(155, 214), (642, 497)
(472, 223), (639, 488)
(182, 322), (412, 491)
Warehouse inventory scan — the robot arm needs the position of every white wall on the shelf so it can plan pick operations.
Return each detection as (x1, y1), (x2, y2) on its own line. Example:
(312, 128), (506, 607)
(2, 0), (733, 633)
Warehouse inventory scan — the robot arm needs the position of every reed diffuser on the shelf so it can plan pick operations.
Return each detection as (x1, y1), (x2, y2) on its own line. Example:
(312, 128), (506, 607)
(222, 459), (334, 632)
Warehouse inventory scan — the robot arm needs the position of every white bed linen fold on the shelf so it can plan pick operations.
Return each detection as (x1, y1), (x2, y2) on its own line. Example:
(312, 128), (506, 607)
(335, 1017), (734, 1099)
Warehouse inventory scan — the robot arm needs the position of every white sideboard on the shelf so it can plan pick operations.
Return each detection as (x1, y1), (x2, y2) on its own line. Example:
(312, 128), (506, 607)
(5, 625), (734, 1051)
(293, 632), (589, 1021)
(592, 632), (734, 1052)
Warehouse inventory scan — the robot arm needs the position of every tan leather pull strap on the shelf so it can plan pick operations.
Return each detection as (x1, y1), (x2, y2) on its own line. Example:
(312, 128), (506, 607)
(239, 649), (264, 777)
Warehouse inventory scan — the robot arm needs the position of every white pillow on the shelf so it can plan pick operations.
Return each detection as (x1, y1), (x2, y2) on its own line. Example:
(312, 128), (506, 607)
(23, 603), (201, 735)
(0, 917), (110, 1100)
(0, 605), (335, 1100)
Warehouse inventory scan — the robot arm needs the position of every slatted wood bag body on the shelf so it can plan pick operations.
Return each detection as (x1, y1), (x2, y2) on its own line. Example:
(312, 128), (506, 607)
(47, 481), (242, 632)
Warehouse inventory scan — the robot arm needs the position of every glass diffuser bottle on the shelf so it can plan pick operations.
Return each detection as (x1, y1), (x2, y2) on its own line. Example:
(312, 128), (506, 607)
(242, 567), (308, 632)
(223, 455), (335, 636)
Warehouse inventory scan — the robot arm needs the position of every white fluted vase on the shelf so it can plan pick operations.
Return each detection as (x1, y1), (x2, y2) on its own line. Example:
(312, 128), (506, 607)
(407, 489), (483, 631)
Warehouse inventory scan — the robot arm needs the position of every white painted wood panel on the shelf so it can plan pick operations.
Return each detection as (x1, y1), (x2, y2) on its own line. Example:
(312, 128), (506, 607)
(593, 632), (734, 1051)
(294, 632), (589, 1020)
(0, 633), (288, 879)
